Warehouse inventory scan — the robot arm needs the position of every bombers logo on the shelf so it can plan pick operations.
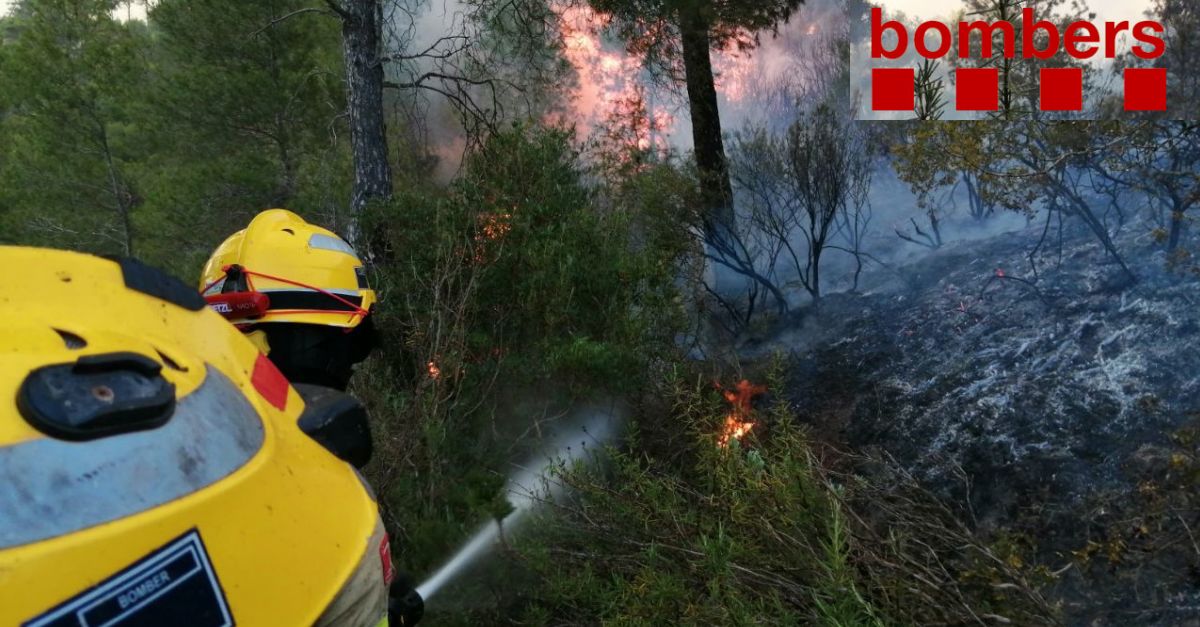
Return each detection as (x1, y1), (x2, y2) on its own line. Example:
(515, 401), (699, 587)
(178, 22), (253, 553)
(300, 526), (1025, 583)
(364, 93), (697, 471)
(865, 6), (1169, 116)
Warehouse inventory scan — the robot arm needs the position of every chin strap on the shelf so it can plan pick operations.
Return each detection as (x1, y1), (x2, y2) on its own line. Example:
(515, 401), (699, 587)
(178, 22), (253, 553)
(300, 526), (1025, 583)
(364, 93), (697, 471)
(201, 264), (369, 327)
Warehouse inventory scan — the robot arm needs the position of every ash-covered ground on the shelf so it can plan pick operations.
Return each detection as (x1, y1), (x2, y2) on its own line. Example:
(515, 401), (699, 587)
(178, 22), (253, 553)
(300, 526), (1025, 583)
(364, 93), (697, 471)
(745, 221), (1200, 625)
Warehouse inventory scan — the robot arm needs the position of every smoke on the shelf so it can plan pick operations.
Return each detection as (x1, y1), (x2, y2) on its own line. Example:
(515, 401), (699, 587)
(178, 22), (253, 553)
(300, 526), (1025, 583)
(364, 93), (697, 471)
(382, 1), (476, 179)
(712, 0), (851, 134)
(388, 0), (855, 163)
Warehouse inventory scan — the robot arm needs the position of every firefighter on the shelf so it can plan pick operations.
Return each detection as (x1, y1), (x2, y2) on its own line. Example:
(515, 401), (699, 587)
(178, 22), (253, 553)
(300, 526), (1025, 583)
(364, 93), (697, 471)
(200, 211), (427, 624)
(200, 209), (378, 390)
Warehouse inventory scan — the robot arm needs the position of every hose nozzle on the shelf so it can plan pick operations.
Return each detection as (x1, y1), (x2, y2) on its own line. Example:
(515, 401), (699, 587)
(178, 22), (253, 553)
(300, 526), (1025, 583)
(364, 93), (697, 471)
(388, 578), (424, 625)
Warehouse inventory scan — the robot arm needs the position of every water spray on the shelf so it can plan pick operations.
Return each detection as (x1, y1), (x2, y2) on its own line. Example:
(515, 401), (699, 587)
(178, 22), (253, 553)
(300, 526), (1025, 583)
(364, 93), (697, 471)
(414, 405), (620, 603)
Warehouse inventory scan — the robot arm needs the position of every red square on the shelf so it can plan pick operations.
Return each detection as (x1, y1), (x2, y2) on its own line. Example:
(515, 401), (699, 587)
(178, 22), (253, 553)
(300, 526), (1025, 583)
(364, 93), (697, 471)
(873, 68), (914, 112)
(1040, 68), (1083, 111)
(251, 353), (289, 410)
(1124, 68), (1166, 111)
(956, 68), (998, 111)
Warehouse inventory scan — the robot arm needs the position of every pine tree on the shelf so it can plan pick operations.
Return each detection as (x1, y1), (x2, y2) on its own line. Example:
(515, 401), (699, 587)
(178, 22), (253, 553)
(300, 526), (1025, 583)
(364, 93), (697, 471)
(583, 0), (805, 236)
(0, 0), (148, 255)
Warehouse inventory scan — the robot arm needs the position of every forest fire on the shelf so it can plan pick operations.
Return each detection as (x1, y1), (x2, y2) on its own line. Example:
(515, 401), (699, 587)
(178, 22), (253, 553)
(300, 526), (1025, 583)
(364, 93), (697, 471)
(556, 4), (639, 130)
(551, 2), (789, 144)
(717, 379), (767, 448)
(713, 43), (756, 104)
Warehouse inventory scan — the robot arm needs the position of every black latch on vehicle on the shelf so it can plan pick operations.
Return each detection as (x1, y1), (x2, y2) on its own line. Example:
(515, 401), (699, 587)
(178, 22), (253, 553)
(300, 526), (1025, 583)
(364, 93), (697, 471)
(18, 352), (176, 441)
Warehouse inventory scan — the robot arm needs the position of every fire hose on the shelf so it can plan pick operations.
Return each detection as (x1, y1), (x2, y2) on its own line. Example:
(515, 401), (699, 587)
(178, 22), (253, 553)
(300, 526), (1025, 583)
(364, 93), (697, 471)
(389, 576), (424, 626)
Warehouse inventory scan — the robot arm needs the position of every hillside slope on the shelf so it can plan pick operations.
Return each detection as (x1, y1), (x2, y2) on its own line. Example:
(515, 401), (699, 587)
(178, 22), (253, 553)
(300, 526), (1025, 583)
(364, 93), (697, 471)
(755, 223), (1200, 624)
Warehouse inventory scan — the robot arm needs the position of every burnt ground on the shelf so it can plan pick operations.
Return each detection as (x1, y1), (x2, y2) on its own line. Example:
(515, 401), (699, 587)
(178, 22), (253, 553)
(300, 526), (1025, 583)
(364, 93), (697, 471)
(744, 222), (1200, 625)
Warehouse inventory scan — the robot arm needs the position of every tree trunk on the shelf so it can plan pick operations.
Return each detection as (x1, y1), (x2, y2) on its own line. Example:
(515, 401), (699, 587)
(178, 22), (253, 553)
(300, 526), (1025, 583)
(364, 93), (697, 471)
(810, 252), (821, 302)
(1167, 209), (1185, 252)
(94, 112), (135, 256)
(1052, 179), (1138, 283)
(338, 0), (392, 241)
(678, 6), (733, 236)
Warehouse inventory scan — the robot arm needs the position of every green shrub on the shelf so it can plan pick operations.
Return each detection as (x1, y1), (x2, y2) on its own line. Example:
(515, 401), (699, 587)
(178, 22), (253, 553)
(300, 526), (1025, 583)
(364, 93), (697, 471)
(512, 361), (1058, 626)
(516, 366), (882, 626)
(355, 124), (689, 583)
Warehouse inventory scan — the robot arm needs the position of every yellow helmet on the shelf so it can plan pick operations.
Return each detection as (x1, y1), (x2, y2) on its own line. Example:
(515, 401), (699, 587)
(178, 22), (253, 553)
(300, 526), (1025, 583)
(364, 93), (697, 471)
(0, 246), (404, 626)
(199, 209), (376, 329)
(200, 210), (378, 390)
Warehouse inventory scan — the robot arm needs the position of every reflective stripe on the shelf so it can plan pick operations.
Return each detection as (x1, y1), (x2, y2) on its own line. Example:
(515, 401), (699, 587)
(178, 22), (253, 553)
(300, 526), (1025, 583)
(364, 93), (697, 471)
(308, 233), (357, 256)
(257, 288), (360, 298)
(259, 290), (363, 313)
(0, 366), (265, 549)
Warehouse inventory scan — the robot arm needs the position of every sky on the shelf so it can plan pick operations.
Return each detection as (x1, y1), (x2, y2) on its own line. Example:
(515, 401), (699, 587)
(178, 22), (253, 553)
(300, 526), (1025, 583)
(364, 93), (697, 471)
(0, 1), (147, 19)
(881, 0), (1154, 24)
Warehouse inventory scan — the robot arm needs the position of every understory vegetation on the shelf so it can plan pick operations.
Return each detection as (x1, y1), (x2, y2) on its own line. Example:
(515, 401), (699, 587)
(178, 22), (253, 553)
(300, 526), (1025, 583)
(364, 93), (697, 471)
(516, 365), (1056, 626)
(344, 127), (1064, 624)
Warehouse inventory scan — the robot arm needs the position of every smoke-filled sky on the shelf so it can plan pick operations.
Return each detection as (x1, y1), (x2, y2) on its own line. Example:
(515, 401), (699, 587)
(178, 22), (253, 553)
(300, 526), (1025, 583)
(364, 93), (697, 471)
(0, 0), (1159, 19)
(0, 1), (148, 19)
(882, 0), (1153, 23)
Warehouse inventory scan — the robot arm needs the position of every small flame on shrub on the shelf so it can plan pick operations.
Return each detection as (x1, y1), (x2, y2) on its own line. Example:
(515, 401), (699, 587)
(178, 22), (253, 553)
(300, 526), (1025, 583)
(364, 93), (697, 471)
(472, 211), (513, 263)
(717, 379), (766, 448)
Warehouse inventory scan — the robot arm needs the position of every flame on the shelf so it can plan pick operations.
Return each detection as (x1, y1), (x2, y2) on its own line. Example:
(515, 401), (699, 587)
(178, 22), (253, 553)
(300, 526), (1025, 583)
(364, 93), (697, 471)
(598, 87), (674, 161)
(479, 212), (512, 241)
(713, 41), (756, 104)
(549, 3), (830, 145)
(717, 379), (766, 448)
(555, 4), (641, 129)
(472, 211), (513, 263)
(551, 4), (813, 145)
(551, 3), (677, 151)
(427, 361), (441, 380)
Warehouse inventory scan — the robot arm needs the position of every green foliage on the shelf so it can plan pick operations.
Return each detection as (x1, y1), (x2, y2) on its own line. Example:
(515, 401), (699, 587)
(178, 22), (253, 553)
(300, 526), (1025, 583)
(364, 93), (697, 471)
(517, 366), (884, 625)
(367, 124), (683, 393)
(0, 0), (350, 277)
(512, 361), (1059, 625)
(914, 59), (945, 121)
(135, 0), (349, 274)
(0, 0), (150, 255)
(355, 124), (689, 581)
(0, 4), (1083, 623)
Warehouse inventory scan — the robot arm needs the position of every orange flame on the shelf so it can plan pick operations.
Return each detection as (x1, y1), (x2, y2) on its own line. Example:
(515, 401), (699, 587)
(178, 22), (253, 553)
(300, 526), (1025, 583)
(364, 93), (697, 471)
(552, 3), (680, 151)
(717, 379), (766, 448)
(427, 361), (441, 380)
(472, 211), (513, 263)
(479, 212), (512, 241)
(713, 41), (755, 104)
